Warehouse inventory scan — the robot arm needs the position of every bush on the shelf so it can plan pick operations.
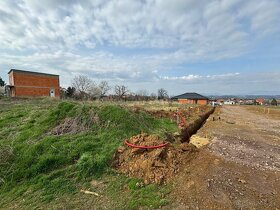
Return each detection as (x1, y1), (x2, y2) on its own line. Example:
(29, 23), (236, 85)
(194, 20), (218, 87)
(271, 98), (278, 106)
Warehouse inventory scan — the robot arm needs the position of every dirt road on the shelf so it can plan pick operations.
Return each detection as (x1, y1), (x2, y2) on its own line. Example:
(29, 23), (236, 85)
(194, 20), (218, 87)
(170, 105), (280, 210)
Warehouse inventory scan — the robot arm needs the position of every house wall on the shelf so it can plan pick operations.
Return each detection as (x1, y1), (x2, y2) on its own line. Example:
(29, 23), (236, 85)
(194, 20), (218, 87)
(197, 99), (208, 105)
(9, 72), (14, 85)
(10, 71), (60, 97)
(14, 86), (60, 97)
(178, 99), (208, 105)
(224, 101), (235, 105)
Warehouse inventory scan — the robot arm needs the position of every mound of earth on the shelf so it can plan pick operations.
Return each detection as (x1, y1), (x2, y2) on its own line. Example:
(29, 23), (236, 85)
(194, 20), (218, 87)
(50, 114), (99, 136)
(114, 133), (197, 184)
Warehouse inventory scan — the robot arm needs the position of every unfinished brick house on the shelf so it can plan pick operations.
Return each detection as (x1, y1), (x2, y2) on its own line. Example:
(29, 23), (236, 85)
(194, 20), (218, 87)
(7, 69), (60, 98)
(171, 92), (209, 105)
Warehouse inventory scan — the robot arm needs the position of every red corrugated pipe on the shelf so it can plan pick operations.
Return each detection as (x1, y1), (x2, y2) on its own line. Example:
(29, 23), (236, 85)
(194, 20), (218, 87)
(174, 111), (187, 128)
(124, 139), (169, 149)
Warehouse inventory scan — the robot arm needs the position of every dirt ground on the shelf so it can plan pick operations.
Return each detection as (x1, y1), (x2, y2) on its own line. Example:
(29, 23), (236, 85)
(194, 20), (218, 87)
(168, 105), (280, 210)
(114, 133), (197, 184)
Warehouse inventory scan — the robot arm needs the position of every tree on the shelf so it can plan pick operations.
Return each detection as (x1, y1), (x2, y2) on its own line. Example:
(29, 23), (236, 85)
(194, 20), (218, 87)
(66, 87), (76, 98)
(150, 93), (157, 100)
(135, 89), (149, 101)
(99, 81), (110, 97)
(136, 89), (149, 97)
(115, 85), (129, 99)
(271, 98), (278, 106)
(157, 88), (168, 100)
(89, 85), (102, 99)
(0, 77), (5, 87)
(71, 75), (93, 93)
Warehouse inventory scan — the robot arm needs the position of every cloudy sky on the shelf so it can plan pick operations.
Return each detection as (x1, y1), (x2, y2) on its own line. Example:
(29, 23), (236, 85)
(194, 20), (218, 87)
(0, 0), (280, 95)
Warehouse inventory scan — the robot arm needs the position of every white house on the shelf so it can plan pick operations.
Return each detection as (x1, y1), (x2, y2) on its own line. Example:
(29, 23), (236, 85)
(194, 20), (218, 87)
(224, 100), (235, 105)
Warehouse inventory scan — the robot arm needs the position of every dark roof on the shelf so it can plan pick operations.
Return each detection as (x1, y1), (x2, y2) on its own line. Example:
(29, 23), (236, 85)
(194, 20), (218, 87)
(171, 92), (209, 100)
(8, 69), (59, 77)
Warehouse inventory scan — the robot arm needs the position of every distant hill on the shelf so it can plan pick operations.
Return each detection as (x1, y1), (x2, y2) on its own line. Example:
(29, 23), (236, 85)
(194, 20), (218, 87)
(207, 95), (280, 100)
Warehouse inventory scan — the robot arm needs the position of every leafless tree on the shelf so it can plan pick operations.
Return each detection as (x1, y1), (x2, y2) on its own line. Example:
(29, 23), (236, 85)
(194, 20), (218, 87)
(71, 75), (93, 93)
(115, 85), (129, 99)
(157, 88), (168, 100)
(136, 89), (149, 97)
(99, 81), (110, 97)
(150, 93), (157, 100)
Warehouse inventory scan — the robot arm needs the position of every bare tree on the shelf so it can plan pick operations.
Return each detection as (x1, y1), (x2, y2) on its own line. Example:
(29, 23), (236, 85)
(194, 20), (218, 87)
(71, 75), (93, 93)
(136, 89), (149, 97)
(115, 85), (129, 99)
(150, 93), (157, 100)
(157, 88), (168, 100)
(99, 81), (110, 97)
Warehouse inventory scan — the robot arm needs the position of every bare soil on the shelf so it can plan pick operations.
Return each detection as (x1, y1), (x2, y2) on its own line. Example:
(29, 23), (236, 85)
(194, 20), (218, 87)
(114, 133), (197, 184)
(50, 114), (99, 136)
(168, 105), (280, 210)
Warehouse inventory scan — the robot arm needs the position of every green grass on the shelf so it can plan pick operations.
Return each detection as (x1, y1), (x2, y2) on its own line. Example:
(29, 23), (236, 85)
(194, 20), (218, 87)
(0, 99), (177, 209)
(106, 175), (171, 209)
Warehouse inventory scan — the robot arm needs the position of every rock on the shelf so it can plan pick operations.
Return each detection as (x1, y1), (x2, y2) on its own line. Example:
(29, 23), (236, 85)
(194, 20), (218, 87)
(180, 143), (191, 151)
(238, 178), (246, 184)
(154, 160), (166, 167)
(117, 146), (126, 153)
(131, 148), (145, 155)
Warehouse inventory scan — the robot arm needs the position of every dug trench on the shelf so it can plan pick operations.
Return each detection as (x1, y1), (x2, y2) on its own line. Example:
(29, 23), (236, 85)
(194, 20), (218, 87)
(180, 107), (215, 142)
(113, 106), (215, 185)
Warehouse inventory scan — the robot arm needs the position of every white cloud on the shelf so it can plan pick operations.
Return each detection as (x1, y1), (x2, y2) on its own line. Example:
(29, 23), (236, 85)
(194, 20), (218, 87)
(162, 73), (240, 81)
(0, 0), (279, 52)
(0, 0), (279, 94)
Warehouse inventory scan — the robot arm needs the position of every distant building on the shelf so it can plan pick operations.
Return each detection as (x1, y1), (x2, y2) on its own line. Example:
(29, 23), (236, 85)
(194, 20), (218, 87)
(224, 100), (235, 105)
(256, 98), (265, 105)
(7, 69), (60, 98)
(244, 99), (255, 105)
(171, 92), (209, 105)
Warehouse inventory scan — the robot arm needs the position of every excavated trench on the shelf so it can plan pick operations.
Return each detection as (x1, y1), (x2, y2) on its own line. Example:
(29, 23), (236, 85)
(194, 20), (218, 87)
(114, 106), (215, 184)
(180, 107), (215, 143)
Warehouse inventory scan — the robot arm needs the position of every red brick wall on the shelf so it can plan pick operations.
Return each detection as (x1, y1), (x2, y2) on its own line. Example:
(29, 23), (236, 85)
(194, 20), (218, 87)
(13, 72), (59, 87)
(178, 99), (208, 105)
(178, 99), (192, 104)
(15, 87), (60, 97)
(197, 99), (208, 105)
(11, 72), (60, 97)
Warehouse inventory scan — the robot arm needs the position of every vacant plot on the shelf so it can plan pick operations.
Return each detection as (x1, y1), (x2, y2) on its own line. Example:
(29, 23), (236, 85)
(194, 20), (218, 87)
(0, 98), (212, 209)
(2, 99), (278, 209)
(244, 105), (280, 120)
(168, 105), (280, 209)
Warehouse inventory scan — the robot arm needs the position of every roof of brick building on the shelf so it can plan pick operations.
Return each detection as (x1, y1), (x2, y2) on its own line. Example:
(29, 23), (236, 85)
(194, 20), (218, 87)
(171, 92), (208, 100)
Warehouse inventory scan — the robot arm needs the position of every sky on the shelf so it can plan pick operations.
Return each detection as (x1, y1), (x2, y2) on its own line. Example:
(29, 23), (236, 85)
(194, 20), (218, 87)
(0, 0), (280, 95)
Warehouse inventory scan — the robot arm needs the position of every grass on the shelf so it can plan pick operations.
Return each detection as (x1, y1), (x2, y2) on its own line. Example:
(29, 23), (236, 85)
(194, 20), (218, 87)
(0, 98), (178, 209)
(106, 175), (171, 209)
